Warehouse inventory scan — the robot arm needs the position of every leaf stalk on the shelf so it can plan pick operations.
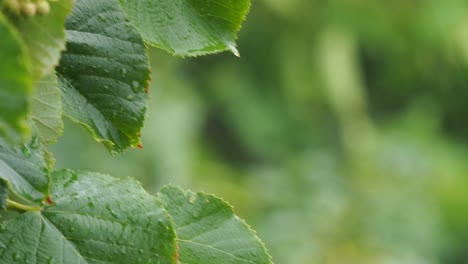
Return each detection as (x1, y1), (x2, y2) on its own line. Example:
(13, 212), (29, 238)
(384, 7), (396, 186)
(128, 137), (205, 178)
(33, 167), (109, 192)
(6, 199), (42, 212)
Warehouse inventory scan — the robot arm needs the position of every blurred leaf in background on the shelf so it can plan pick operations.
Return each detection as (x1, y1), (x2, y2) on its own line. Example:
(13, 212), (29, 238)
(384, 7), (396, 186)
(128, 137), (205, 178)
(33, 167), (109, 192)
(51, 0), (468, 263)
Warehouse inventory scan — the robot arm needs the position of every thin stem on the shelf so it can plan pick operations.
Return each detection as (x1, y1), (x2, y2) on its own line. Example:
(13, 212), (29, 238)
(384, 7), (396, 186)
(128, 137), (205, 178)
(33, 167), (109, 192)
(6, 199), (42, 212)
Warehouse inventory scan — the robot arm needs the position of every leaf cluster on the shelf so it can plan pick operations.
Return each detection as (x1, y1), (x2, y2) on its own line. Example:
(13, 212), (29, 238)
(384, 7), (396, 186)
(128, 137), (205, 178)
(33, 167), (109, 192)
(0, 0), (271, 263)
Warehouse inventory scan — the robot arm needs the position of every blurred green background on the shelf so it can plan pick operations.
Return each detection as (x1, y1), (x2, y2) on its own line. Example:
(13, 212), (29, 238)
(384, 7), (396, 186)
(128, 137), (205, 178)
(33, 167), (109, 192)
(51, 1), (468, 263)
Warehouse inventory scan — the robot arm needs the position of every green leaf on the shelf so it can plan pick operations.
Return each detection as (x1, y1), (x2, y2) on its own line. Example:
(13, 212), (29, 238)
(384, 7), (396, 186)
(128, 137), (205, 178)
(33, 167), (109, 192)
(57, 0), (150, 154)
(116, 0), (251, 56)
(31, 74), (63, 145)
(6, 0), (75, 80)
(159, 186), (272, 264)
(0, 181), (7, 210)
(0, 170), (177, 263)
(0, 13), (31, 141)
(0, 136), (49, 204)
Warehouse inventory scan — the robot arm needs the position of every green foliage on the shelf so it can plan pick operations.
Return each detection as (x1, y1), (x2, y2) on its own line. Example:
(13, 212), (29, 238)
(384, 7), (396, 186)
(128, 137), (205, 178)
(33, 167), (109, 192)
(48, 1), (468, 263)
(0, 170), (177, 263)
(160, 186), (272, 264)
(0, 181), (7, 210)
(0, 0), (271, 263)
(0, 136), (49, 203)
(117, 0), (251, 56)
(56, 0), (150, 153)
(0, 13), (30, 141)
(31, 74), (63, 144)
(6, 0), (74, 80)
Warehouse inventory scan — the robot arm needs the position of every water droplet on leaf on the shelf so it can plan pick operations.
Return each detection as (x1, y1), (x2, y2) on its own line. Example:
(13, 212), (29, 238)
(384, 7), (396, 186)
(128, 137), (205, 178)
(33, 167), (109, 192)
(29, 136), (40, 149)
(131, 81), (139, 93)
(106, 204), (119, 218)
(21, 144), (31, 157)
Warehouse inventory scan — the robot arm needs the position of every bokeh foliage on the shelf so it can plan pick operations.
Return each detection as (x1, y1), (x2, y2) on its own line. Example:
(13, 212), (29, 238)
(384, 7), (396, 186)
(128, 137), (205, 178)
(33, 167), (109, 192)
(52, 0), (468, 263)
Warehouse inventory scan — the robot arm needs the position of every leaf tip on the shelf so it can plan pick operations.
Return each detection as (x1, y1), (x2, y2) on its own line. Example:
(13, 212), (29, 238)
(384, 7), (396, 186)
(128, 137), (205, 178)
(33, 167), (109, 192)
(227, 43), (241, 58)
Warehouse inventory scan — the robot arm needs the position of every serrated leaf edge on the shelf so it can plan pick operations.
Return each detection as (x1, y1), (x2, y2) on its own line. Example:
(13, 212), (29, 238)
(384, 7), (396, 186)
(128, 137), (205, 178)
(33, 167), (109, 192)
(158, 184), (273, 264)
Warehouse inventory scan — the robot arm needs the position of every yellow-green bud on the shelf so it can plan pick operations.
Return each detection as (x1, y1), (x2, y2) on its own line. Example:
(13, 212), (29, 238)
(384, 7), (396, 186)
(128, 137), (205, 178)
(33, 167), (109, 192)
(36, 0), (50, 15)
(3, 0), (20, 14)
(20, 2), (37, 17)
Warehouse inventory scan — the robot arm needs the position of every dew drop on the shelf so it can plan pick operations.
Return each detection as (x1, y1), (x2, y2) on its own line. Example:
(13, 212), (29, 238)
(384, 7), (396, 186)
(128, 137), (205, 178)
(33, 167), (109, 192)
(130, 81), (140, 93)
(121, 67), (127, 77)
(106, 204), (119, 218)
(189, 195), (196, 204)
(164, 11), (174, 19)
(21, 144), (31, 157)
(29, 136), (40, 149)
